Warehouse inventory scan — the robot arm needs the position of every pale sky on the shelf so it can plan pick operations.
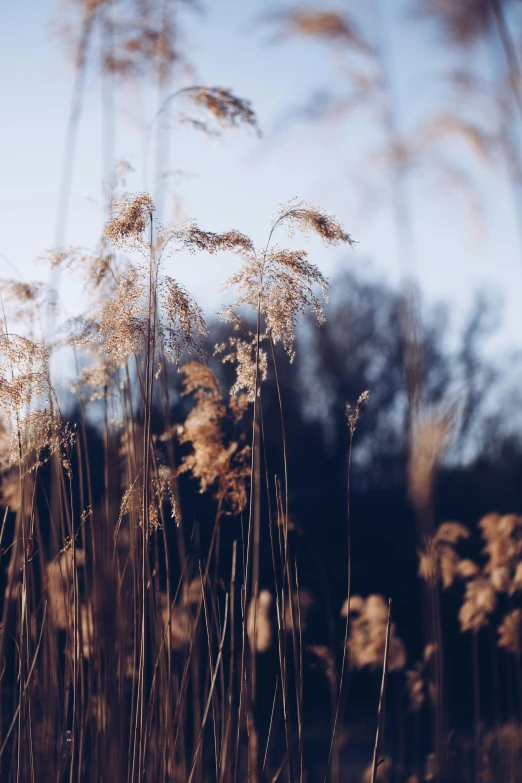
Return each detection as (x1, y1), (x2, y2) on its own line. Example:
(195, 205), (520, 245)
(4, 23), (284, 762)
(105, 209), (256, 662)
(1, 0), (522, 361)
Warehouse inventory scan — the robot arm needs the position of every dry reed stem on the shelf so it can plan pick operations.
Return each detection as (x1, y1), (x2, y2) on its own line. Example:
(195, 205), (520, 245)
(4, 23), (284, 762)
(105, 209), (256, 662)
(370, 598), (392, 783)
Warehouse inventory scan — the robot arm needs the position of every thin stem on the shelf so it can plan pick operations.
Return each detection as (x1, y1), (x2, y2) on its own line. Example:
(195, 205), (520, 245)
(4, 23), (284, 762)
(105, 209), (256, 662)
(370, 599), (392, 783)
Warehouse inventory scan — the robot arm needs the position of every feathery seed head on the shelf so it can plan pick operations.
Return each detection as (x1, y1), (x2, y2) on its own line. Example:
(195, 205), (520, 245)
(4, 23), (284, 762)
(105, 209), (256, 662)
(418, 523), (470, 590)
(177, 362), (250, 513)
(222, 245), (330, 362)
(345, 593), (406, 672)
(104, 192), (154, 248)
(0, 334), (50, 415)
(459, 576), (496, 632)
(274, 198), (355, 246)
(406, 666), (425, 712)
(435, 521), (470, 546)
(215, 333), (268, 401)
(189, 87), (259, 134)
(498, 609), (522, 655)
(457, 558), (480, 579)
(346, 390), (369, 436)
(159, 276), (207, 365)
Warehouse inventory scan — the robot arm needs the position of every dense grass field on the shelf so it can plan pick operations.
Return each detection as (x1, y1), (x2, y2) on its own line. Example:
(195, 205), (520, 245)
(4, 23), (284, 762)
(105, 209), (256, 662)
(4, 1), (522, 781)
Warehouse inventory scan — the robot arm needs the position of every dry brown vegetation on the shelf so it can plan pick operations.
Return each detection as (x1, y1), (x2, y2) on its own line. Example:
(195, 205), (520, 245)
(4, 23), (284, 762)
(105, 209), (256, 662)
(4, 0), (522, 782)
(0, 185), (358, 781)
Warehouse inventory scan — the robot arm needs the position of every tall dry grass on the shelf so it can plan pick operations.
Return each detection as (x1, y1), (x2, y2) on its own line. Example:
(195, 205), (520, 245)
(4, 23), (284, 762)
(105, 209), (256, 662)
(5, 1), (522, 782)
(0, 176), (361, 782)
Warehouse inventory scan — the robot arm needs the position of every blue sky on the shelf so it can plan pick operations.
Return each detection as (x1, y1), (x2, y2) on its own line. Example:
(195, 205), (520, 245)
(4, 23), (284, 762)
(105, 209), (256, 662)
(1, 0), (522, 359)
